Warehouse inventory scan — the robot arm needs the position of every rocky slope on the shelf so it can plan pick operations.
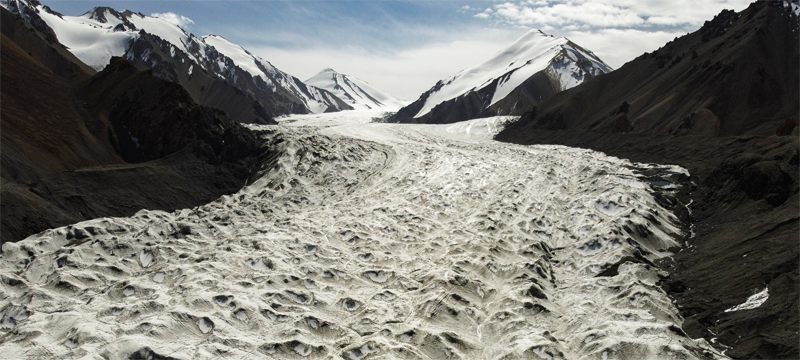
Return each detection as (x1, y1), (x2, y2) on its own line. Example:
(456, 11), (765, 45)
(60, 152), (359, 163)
(0, 6), (271, 243)
(1, 0), (352, 122)
(497, 1), (799, 358)
(390, 30), (611, 124)
(305, 68), (404, 110)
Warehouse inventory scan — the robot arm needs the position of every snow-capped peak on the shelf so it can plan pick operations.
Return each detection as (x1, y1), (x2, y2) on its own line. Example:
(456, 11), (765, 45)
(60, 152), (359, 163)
(410, 29), (611, 119)
(10, 2), (205, 69)
(306, 68), (404, 110)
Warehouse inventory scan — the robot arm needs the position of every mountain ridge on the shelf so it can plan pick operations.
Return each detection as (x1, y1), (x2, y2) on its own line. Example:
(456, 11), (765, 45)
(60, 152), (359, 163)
(1, 0), (353, 120)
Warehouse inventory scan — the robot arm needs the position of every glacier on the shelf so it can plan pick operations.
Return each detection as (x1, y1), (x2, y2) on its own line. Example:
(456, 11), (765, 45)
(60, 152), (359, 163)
(0, 110), (724, 359)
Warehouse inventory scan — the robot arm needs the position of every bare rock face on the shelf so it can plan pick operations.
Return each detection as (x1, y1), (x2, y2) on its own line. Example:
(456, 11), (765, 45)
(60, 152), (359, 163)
(90, 57), (262, 164)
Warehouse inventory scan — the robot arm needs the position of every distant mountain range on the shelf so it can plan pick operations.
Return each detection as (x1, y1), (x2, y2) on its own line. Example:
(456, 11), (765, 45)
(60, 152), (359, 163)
(390, 29), (611, 124)
(0, 0), (400, 123)
(2, 0), (615, 125)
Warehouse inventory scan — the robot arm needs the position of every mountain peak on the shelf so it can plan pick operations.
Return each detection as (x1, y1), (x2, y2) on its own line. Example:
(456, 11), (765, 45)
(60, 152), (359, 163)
(83, 6), (142, 23)
(306, 69), (403, 110)
(514, 28), (564, 47)
(0, 0), (41, 11)
(390, 27), (610, 123)
(6, 1), (351, 116)
(516, 28), (558, 41)
(530, 28), (553, 37)
(203, 34), (226, 41)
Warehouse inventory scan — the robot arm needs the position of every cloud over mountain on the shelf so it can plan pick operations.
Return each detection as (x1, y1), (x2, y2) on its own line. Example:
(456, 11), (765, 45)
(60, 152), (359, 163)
(150, 12), (194, 27)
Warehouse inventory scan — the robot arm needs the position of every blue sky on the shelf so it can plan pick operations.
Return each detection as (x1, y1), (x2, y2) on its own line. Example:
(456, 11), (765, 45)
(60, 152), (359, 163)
(46, 0), (751, 99)
(48, 1), (484, 51)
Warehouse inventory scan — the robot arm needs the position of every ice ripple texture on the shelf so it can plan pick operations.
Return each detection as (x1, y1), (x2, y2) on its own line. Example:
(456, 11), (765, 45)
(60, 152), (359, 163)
(0, 112), (723, 359)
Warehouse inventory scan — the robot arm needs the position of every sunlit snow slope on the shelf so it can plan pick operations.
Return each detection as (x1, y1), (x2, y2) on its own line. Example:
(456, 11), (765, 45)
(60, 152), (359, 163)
(0, 111), (723, 359)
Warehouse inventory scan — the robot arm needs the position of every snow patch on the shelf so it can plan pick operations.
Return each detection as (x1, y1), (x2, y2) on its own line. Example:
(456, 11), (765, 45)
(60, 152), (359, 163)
(784, 0), (800, 16)
(203, 35), (267, 82)
(423, 115), (518, 141)
(36, 7), (133, 69)
(724, 287), (769, 312)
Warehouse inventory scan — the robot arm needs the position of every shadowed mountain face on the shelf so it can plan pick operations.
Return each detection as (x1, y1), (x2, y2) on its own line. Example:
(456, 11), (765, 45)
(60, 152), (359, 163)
(121, 32), (278, 125)
(498, 2), (799, 359)
(1, 7), (271, 243)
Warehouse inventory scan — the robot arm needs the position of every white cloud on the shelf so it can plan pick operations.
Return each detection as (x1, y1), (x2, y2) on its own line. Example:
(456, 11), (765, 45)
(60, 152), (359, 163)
(565, 29), (684, 68)
(474, 10), (491, 19)
(467, 0), (752, 69)
(476, 0), (750, 29)
(489, 1), (645, 28)
(613, 0), (752, 25)
(151, 12), (194, 28)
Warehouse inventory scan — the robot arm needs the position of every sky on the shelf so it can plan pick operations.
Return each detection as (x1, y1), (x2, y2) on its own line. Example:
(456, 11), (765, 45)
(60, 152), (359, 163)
(47, 0), (752, 100)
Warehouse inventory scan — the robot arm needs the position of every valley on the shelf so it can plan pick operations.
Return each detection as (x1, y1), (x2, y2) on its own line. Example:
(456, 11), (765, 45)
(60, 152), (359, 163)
(0, 0), (797, 359)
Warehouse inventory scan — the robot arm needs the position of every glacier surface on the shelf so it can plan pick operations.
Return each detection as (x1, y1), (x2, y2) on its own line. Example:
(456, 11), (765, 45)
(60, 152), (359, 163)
(0, 111), (723, 359)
